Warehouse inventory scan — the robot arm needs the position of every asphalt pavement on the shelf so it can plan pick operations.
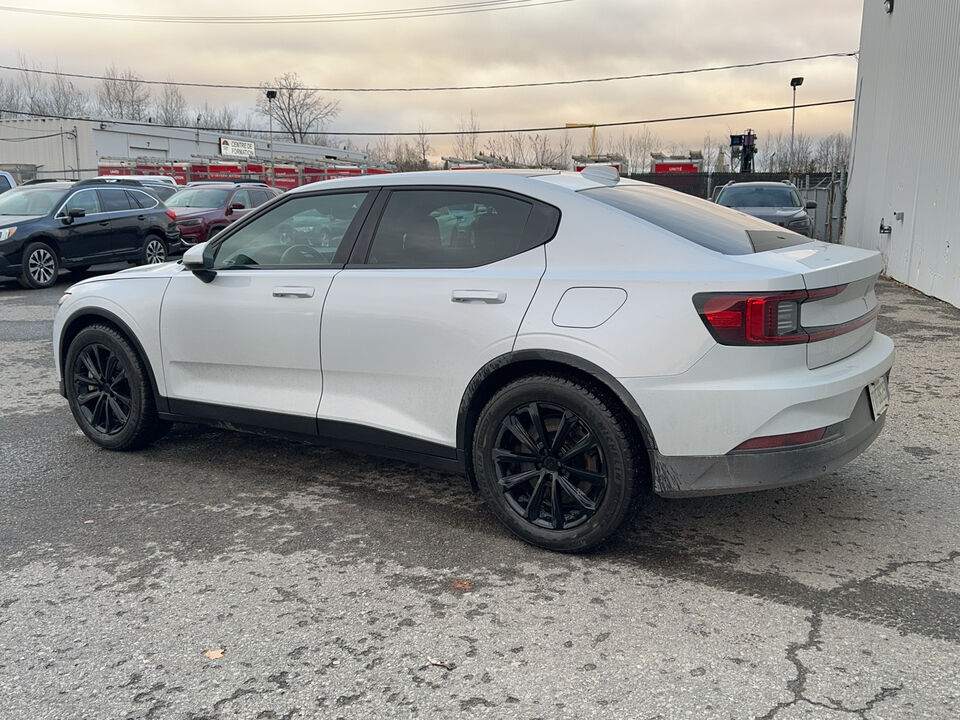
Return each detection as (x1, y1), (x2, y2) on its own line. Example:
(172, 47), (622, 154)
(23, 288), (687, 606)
(1, 267), (958, 719)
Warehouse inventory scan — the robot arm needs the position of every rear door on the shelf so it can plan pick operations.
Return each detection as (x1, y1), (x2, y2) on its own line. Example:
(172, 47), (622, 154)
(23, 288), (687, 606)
(317, 186), (558, 451)
(96, 188), (141, 257)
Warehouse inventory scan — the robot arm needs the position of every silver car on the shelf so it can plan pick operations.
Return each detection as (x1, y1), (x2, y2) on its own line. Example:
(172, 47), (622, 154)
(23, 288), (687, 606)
(715, 181), (816, 237)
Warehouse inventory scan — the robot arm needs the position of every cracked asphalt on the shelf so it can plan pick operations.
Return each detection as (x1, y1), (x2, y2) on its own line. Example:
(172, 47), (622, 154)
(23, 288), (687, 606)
(1, 268), (958, 719)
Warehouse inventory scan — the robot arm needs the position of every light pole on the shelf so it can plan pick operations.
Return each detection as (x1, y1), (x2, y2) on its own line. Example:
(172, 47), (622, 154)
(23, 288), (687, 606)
(265, 90), (277, 185)
(790, 77), (804, 174)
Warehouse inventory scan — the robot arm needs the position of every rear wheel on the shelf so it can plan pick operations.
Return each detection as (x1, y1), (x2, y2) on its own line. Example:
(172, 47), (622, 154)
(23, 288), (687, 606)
(472, 374), (639, 552)
(65, 324), (170, 450)
(18, 241), (59, 289)
(141, 235), (167, 265)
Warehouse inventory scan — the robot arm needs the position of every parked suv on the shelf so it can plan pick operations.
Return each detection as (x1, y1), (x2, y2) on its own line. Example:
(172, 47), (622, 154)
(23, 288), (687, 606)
(714, 181), (816, 237)
(0, 170), (17, 195)
(0, 178), (179, 288)
(165, 182), (281, 249)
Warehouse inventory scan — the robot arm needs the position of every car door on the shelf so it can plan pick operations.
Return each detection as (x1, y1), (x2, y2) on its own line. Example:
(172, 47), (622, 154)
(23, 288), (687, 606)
(317, 187), (558, 452)
(158, 189), (375, 430)
(96, 188), (141, 257)
(56, 189), (113, 263)
(227, 188), (256, 224)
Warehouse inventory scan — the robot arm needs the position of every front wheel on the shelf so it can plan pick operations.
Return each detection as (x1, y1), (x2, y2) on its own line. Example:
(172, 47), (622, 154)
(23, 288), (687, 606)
(65, 324), (170, 450)
(141, 236), (167, 265)
(18, 241), (59, 288)
(472, 374), (640, 552)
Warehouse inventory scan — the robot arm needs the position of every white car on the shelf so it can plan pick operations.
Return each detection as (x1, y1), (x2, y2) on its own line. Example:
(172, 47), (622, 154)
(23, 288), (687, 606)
(53, 168), (893, 551)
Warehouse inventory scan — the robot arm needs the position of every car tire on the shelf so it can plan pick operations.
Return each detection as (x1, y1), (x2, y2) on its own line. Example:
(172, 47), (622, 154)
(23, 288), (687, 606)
(141, 235), (167, 265)
(18, 241), (59, 289)
(472, 374), (639, 552)
(207, 225), (226, 242)
(65, 324), (170, 451)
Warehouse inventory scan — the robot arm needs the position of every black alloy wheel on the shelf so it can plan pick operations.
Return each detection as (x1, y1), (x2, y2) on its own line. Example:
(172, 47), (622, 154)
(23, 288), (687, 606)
(473, 374), (640, 552)
(19, 241), (59, 289)
(72, 343), (133, 436)
(65, 324), (170, 450)
(493, 402), (606, 531)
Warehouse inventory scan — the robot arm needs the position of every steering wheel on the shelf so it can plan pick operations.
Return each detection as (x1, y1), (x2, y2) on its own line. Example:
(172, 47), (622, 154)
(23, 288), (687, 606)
(279, 244), (326, 264)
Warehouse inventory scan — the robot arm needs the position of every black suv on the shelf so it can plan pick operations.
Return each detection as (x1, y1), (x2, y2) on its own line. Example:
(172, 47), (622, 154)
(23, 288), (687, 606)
(0, 179), (179, 288)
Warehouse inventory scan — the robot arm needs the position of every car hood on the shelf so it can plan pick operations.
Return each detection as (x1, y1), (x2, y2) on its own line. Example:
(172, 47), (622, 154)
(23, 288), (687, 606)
(170, 208), (217, 220)
(0, 214), (44, 226)
(730, 206), (806, 222)
(70, 260), (185, 287)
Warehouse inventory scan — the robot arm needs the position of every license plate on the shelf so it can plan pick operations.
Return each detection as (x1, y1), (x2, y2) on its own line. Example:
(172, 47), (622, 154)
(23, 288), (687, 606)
(868, 376), (889, 421)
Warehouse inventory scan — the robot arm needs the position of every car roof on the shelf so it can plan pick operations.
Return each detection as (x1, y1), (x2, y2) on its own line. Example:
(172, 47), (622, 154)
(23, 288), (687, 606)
(722, 181), (797, 189)
(284, 169), (636, 196)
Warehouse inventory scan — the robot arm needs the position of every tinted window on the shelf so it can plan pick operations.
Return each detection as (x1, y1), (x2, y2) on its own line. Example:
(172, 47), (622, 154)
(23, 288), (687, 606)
(98, 188), (133, 212)
(582, 184), (809, 255)
(251, 189), (272, 206)
(215, 192), (369, 268)
(166, 188), (229, 209)
(65, 189), (102, 215)
(367, 190), (538, 267)
(0, 176), (10, 191)
(126, 189), (159, 209)
(717, 185), (802, 208)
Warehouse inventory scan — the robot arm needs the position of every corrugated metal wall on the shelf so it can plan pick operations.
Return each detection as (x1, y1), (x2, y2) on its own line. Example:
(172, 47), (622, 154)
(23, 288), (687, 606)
(846, 0), (960, 307)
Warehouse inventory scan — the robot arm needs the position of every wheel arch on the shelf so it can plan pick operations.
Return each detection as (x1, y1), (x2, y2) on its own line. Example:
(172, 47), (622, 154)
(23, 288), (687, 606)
(23, 233), (62, 258)
(59, 308), (165, 412)
(457, 350), (657, 489)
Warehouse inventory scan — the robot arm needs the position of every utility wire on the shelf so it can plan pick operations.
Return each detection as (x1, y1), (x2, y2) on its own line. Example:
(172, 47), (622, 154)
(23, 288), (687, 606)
(0, 130), (72, 141)
(0, 52), (858, 93)
(0, 0), (574, 24)
(0, 99), (855, 137)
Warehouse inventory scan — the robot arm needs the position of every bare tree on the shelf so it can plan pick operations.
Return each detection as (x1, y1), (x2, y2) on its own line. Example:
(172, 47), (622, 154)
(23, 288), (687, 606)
(97, 64), (151, 120)
(453, 109), (480, 160)
(414, 121), (432, 169)
(198, 103), (239, 130)
(814, 132), (851, 172)
(0, 77), (24, 118)
(155, 84), (188, 126)
(256, 73), (339, 143)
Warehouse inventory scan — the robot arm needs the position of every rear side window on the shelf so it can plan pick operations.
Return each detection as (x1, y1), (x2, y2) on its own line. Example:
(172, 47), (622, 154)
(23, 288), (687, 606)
(582, 184), (809, 255)
(98, 188), (133, 212)
(126, 189), (159, 209)
(0, 176), (10, 191)
(366, 189), (557, 267)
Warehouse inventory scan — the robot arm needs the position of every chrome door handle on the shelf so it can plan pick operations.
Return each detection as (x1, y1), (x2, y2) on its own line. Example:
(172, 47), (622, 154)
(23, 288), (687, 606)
(272, 286), (315, 298)
(451, 289), (506, 304)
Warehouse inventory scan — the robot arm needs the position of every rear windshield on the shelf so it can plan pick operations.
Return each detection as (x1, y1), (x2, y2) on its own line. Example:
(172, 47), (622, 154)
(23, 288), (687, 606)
(717, 185), (801, 208)
(582, 184), (809, 255)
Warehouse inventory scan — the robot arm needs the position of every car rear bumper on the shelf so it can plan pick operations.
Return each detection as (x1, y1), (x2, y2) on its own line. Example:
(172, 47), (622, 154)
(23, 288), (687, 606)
(652, 386), (886, 497)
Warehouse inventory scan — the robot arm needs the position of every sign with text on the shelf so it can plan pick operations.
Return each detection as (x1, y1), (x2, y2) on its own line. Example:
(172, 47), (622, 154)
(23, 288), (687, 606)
(219, 137), (256, 159)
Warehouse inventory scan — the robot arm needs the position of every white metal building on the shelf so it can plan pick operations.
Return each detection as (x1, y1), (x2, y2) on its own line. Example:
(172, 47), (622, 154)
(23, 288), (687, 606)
(846, 0), (960, 307)
(0, 117), (366, 181)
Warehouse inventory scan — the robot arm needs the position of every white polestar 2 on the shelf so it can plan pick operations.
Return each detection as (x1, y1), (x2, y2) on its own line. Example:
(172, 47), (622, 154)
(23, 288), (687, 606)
(54, 167), (893, 551)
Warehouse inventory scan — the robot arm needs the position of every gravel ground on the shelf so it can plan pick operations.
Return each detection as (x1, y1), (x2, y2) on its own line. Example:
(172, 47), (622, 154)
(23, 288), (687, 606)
(1, 269), (958, 720)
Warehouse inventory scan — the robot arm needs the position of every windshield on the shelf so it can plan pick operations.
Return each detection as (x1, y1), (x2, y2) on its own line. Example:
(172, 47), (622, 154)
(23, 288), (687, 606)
(165, 188), (230, 209)
(0, 187), (64, 215)
(717, 186), (802, 208)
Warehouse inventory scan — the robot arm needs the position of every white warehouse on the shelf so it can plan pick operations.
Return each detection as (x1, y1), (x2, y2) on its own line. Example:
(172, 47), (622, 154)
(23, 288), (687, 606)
(845, 0), (960, 308)
(0, 116), (367, 181)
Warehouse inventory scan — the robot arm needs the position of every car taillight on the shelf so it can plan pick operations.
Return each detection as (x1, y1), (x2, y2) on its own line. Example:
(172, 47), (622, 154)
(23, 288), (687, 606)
(733, 427), (826, 451)
(166, 210), (176, 220)
(693, 285), (858, 345)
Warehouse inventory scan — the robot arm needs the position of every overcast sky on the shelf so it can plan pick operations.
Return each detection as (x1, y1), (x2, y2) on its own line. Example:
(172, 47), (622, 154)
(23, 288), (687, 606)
(0, 0), (865, 159)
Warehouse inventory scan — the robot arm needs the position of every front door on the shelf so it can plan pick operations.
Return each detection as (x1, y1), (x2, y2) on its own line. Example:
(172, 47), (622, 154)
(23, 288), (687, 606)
(318, 187), (556, 451)
(56, 189), (116, 263)
(158, 189), (375, 428)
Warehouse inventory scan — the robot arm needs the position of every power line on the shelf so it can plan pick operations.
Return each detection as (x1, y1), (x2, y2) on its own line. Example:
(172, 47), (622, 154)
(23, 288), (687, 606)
(0, 52), (858, 93)
(0, 99), (855, 137)
(0, 0), (574, 25)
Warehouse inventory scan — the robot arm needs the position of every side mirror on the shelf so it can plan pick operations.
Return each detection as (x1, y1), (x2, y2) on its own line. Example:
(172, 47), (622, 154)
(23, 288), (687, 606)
(61, 207), (85, 225)
(805, 200), (818, 210)
(230, 202), (245, 210)
(182, 243), (216, 283)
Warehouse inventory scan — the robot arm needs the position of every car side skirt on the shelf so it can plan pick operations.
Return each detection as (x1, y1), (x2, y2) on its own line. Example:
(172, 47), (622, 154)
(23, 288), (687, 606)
(159, 398), (465, 474)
